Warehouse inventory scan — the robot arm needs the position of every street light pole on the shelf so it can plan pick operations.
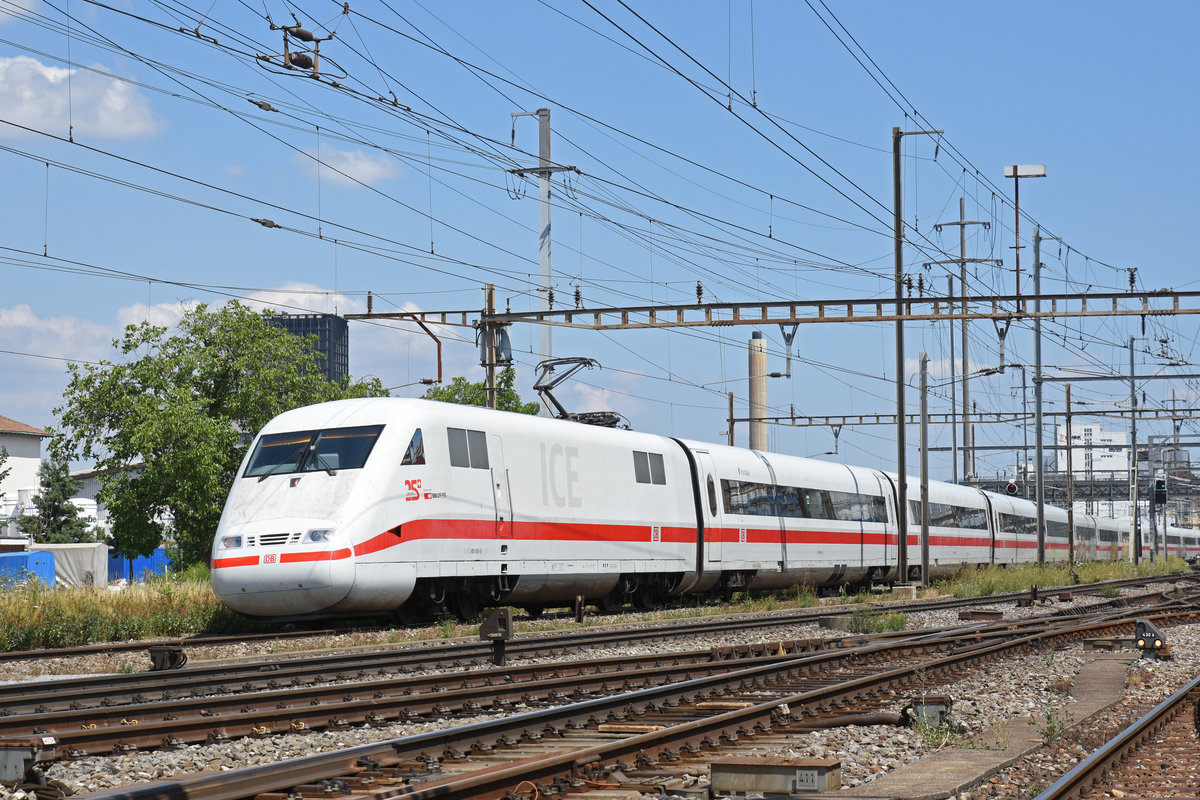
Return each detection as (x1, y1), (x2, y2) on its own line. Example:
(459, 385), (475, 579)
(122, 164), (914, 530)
(893, 126), (941, 585)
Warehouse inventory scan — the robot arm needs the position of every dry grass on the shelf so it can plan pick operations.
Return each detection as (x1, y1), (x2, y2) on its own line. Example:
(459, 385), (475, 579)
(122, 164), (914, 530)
(0, 575), (259, 650)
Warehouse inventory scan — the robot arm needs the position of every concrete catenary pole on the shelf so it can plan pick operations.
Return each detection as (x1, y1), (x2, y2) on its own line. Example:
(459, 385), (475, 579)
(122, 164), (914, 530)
(919, 352), (930, 586)
(749, 331), (767, 451)
(892, 126), (940, 582)
(1066, 384), (1075, 564)
(1130, 336), (1139, 562)
(1034, 227), (1045, 563)
(535, 108), (552, 366)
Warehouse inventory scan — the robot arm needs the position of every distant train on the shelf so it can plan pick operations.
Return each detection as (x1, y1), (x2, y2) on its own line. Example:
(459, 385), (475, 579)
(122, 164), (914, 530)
(210, 398), (1200, 620)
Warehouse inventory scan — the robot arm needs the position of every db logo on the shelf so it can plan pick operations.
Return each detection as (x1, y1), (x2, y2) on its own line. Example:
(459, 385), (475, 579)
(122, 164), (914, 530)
(264, 554), (277, 564)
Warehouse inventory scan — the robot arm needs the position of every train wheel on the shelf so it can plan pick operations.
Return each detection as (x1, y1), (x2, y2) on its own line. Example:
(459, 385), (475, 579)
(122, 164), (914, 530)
(633, 585), (661, 611)
(392, 603), (429, 626)
(594, 593), (621, 614)
(448, 592), (481, 623)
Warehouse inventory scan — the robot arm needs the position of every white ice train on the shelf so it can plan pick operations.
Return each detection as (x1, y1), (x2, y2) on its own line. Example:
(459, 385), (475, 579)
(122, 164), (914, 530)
(210, 397), (1200, 620)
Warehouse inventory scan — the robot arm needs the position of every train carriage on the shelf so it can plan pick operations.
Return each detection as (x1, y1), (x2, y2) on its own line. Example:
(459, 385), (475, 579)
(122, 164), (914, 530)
(211, 397), (1164, 620)
(904, 480), (992, 578)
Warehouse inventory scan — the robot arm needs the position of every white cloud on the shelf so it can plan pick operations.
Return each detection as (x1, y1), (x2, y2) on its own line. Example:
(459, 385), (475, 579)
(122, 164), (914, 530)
(0, 303), (114, 362)
(115, 300), (199, 330)
(0, 55), (162, 140)
(240, 283), (362, 316)
(1, 0), (38, 22)
(294, 146), (399, 187)
(0, 304), (119, 430)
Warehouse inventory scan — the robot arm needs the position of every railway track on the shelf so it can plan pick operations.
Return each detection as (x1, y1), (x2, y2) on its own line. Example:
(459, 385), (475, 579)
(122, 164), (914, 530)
(0, 580), (1182, 723)
(3, 609), (1128, 760)
(9, 595), (1200, 800)
(0, 571), (1184, 668)
(1035, 670), (1200, 799)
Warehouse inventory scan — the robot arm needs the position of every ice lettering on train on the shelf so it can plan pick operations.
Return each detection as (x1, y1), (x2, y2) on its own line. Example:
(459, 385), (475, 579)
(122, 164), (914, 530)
(540, 442), (582, 508)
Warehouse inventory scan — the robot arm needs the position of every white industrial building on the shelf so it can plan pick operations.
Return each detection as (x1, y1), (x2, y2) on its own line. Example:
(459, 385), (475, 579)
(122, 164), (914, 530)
(0, 414), (47, 524)
(1055, 422), (1128, 478)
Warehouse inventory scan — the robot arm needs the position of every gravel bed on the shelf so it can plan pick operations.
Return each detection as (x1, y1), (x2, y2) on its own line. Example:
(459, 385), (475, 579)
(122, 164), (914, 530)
(0, 591), (1177, 799)
(959, 622), (1200, 799)
(0, 589), (1130, 684)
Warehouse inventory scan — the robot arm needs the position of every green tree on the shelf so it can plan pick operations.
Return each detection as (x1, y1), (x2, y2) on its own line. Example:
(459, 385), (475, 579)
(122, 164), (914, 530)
(421, 368), (540, 414)
(17, 456), (95, 543)
(54, 302), (386, 567)
(0, 447), (10, 503)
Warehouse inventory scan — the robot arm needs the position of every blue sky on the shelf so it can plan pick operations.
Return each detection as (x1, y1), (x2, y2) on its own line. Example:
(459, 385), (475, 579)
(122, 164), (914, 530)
(1, 0), (1197, 483)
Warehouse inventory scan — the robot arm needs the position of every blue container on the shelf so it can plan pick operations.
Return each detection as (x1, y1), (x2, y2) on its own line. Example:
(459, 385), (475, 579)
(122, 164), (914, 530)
(0, 551), (55, 588)
(108, 548), (169, 582)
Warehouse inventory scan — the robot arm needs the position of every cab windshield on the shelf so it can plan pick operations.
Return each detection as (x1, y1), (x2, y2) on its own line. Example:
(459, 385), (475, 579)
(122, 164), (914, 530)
(243, 425), (384, 478)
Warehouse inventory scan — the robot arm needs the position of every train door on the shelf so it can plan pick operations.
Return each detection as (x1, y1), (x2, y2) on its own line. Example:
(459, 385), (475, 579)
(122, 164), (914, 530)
(981, 492), (997, 564)
(489, 434), (513, 538)
(876, 471), (897, 578)
(693, 451), (723, 566)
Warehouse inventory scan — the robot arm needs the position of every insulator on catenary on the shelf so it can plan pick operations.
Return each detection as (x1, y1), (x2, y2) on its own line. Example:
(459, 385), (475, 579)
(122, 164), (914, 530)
(288, 52), (314, 70)
(285, 26), (315, 42)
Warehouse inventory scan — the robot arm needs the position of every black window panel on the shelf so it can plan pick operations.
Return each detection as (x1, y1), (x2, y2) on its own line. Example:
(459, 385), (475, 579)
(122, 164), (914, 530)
(648, 452), (666, 485)
(245, 430), (313, 477)
(448, 428), (470, 468)
(779, 486), (804, 518)
(802, 489), (831, 519)
(959, 508), (987, 530)
(1000, 512), (1037, 536)
(401, 428), (425, 466)
(830, 491), (888, 523)
(305, 425), (384, 472)
(244, 425), (383, 477)
(466, 429), (489, 469)
(721, 478), (883, 522)
(706, 475), (718, 516)
(633, 451), (651, 484)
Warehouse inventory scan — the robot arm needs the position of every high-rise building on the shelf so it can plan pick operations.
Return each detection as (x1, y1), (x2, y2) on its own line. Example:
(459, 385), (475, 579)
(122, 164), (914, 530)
(1055, 423), (1128, 477)
(265, 313), (349, 383)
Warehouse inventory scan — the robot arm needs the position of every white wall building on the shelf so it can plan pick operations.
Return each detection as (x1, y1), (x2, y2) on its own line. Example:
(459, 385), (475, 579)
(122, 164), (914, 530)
(0, 415), (47, 523)
(1055, 422), (1128, 478)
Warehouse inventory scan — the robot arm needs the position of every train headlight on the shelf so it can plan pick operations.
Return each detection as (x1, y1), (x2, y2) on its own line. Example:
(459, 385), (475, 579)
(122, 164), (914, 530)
(220, 535), (243, 550)
(305, 529), (332, 543)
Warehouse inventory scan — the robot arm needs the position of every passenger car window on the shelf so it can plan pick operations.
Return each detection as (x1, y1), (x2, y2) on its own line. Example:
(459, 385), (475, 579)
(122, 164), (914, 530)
(633, 451), (666, 485)
(448, 427), (489, 469)
(447, 428), (470, 468)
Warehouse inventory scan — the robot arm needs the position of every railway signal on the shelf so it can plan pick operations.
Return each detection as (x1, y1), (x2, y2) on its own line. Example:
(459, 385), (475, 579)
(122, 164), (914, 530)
(1135, 619), (1169, 659)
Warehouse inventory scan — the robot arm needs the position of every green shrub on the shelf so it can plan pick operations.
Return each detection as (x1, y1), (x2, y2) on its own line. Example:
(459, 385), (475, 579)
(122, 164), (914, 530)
(934, 557), (1189, 600)
(846, 605), (907, 634)
(0, 577), (263, 649)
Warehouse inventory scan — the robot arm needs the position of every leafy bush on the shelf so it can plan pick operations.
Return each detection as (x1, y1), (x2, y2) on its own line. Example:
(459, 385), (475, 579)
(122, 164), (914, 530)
(846, 606), (907, 634)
